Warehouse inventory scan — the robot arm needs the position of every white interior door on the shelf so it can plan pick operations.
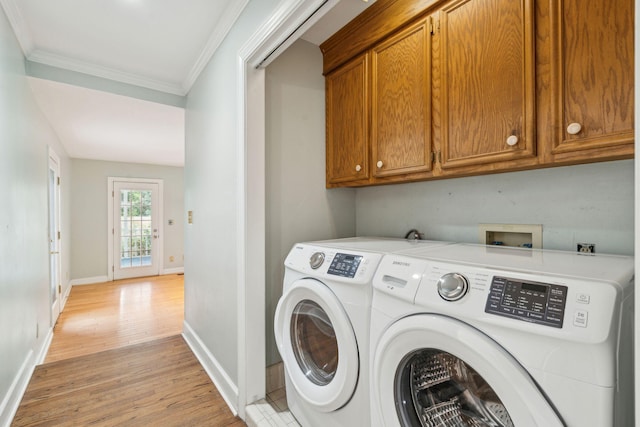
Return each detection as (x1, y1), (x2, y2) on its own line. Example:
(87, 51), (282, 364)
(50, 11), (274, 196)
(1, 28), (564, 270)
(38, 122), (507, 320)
(48, 151), (62, 325)
(111, 179), (162, 280)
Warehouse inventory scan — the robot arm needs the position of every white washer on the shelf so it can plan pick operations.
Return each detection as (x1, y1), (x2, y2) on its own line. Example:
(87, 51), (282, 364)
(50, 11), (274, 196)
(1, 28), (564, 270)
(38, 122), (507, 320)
(370, 243), (634, 427)
(274, 237), (451, 427)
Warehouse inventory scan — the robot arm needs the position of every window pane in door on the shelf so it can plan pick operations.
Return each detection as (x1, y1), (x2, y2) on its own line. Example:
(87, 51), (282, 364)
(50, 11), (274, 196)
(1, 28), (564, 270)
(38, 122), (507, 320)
(290, 300), (338, 386)
(120, 189), (153, 269)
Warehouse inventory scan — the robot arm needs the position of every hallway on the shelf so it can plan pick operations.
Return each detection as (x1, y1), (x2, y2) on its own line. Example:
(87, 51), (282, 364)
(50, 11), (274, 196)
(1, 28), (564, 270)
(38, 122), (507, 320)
(45, 274), (184, 363)
(12, 276), (245, 426)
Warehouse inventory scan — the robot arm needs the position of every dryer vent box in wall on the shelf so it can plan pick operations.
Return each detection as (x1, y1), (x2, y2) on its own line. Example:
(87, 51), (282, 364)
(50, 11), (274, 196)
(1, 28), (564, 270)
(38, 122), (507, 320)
(479, 224), (542, 249)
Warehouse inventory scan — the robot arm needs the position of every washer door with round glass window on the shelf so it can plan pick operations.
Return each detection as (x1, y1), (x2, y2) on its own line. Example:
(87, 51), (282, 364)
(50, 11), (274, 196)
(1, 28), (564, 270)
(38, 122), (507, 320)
(372, 314), (564, 426)
(274, 278), (359, 412)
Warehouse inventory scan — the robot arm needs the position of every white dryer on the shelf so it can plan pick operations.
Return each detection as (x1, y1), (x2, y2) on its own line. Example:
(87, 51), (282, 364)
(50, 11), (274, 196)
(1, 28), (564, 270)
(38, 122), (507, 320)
(370, 244), (634, 427)
(274, 237), (451, 427)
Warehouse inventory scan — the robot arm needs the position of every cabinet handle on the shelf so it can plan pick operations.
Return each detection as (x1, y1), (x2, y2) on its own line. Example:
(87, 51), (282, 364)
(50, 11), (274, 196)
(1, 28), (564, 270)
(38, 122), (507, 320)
(355, 164), (362, 172)
(376, 160), (384, 168)
(567, 122), (582, 135)
(506, 135), (519, 146)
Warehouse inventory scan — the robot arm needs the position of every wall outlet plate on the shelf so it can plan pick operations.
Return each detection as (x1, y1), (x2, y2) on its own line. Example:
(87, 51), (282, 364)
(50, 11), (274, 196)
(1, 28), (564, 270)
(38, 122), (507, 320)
(577, 243), (595, 253)
(479, 223), (542, 249)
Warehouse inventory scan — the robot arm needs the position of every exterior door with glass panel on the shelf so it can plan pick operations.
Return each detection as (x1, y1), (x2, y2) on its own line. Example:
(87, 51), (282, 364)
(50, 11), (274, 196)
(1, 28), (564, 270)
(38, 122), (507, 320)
(372, 314), (563, 426)
(112, 180), (160, 280)
(274, 278), (359, 412)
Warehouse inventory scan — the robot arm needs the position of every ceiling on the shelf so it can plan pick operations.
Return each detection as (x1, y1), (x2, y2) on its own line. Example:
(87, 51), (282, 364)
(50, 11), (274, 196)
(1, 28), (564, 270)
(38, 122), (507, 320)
(2, 0), (375, 167)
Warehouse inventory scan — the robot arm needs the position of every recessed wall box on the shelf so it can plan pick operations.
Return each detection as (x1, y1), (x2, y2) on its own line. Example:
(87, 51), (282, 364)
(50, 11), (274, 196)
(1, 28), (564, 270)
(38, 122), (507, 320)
(479, 223), (542, 249)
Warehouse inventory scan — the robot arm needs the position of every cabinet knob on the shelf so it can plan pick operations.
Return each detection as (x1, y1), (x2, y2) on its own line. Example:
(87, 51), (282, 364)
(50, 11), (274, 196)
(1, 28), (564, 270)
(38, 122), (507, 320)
(355, 164), (362, 172)
(376, 160), (383, 168)
(567, 122), (582, 135)
(506, 135), (519, 146)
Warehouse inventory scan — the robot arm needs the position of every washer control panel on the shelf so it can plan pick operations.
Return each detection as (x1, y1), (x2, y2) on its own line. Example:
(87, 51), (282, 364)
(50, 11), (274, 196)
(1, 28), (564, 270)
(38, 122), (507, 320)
(285, 244), (382, 284)
(485, 276), (568, 328)
(327, 253), (363, 278)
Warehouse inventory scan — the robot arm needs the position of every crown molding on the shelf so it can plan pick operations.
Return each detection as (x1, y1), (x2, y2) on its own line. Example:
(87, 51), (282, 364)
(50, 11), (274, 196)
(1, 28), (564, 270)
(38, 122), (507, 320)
(0, 0), (34, 54)
(27, 49), (186, 96)
(240, 0), (337, 69)
(181, 0), (250, 94)
(2, 0), (250, 96)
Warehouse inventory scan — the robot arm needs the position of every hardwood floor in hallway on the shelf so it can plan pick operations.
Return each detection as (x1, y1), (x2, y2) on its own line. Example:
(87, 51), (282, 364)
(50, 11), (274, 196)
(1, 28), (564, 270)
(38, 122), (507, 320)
(13, 275), (246, 426)
(45, 274), (185, 363)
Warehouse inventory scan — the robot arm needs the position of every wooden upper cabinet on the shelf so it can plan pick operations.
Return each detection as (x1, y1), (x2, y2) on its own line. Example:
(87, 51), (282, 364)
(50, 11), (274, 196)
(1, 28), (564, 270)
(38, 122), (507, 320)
(371, 18), (432, 178)
(326, 54), (369, 185)
(437, 0), (536, 169)
(551, 0), (634, 154)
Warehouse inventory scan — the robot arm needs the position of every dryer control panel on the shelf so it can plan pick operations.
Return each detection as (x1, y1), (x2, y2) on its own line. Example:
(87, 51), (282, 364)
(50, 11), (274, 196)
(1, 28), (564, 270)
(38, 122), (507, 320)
(485, 276), (568, 328)
(285, 244), (382, 284)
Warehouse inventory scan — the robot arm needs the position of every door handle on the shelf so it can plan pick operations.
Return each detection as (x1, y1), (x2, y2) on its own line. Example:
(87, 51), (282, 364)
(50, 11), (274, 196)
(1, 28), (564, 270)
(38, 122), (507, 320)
(49, 251), (59, 254)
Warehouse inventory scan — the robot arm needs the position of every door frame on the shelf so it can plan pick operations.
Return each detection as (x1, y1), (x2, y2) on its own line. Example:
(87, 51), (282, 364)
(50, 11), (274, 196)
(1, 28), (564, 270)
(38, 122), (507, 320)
(107, 177), (164, 281)
(236, 0), (341, 415)
(48, 147), (62, 326)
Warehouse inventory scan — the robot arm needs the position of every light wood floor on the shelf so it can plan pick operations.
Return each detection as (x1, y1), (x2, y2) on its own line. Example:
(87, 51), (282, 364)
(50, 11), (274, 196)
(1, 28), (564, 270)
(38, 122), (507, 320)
(13, 275), (246, 426)
(45, 274), (185, 363)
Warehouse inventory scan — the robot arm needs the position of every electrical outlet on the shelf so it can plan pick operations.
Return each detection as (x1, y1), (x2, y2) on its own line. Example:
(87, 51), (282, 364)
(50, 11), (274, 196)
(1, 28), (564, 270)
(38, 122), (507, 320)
(577, 243), (595, 254)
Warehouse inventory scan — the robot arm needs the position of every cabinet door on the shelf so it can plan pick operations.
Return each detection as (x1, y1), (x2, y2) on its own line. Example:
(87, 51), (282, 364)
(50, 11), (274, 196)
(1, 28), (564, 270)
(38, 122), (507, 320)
(371, 18), (432, 178)
(551, 0), (634, 154)
(326, 54), (369, 185)
(438, 0), (536, 169)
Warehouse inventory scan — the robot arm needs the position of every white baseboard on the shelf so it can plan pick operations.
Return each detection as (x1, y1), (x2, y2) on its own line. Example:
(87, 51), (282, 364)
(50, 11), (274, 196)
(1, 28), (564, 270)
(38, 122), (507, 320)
(70, 275), (109, 286)
(161, 267), (184, 275)
(60, 283), (72, 311)
(0, 350), (35, 427)
(36, 328), (54, 365)
(71, 269), (184, 286)
(182, 321), (239, 416)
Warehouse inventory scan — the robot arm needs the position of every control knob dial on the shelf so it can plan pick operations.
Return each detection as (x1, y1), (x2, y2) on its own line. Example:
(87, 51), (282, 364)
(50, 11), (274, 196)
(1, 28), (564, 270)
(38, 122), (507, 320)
(437, 273), (469, 301)
(309, 252), (325, 269)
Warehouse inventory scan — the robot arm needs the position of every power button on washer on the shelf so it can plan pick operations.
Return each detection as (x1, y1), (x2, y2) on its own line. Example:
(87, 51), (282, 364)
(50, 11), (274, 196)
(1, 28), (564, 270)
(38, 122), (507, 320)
(576, 293), (590, 304)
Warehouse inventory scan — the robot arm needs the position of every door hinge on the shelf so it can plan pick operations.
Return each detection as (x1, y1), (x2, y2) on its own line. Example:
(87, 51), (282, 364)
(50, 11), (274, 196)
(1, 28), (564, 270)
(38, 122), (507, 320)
(430, 16), (440, 35)
(432, 151), (442, 164)
(112, 265), (114, 272)
(58, 284), (61, 294)
(57, 177), (60, 186)
(112, 190), (114, 197)
(57, 231), (61, 240)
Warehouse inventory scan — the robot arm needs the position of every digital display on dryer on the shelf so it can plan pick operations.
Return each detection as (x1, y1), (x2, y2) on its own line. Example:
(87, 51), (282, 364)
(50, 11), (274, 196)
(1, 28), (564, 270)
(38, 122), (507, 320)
(327, 253), (363, 278)
(485, 276), (567, 328)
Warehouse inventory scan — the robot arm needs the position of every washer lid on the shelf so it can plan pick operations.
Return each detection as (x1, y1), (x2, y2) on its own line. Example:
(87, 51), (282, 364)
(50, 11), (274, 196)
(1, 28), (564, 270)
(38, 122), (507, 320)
(371, 314), (564, 426)
(274, 278), (359, 412)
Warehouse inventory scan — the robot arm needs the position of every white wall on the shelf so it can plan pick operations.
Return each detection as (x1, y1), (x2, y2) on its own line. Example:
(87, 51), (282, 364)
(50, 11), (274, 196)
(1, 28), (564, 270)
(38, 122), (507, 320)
(0, 6), (72, 424)
(356, 160), (634, 255)
(265, 39), (356, 366)
(70, 159), (184, 281)
(183, 0), (279, 400)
